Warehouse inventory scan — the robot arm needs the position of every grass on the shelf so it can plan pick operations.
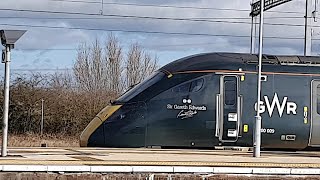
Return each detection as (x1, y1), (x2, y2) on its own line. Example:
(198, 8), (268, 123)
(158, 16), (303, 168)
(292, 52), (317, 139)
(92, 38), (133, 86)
(4, 133), (80, 147)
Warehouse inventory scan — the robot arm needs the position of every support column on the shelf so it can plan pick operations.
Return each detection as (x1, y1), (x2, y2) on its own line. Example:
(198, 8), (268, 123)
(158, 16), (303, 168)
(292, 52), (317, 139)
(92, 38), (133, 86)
(305, 0), (312, 56)
(253, 0), (265, 158)
(2, 45), (11, 157)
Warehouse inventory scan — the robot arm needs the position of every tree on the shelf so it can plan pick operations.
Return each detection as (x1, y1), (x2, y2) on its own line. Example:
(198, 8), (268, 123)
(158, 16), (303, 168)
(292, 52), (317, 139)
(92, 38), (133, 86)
(105, 34), (123, 94)
(125, 43), (158, 88)
(0, 34), (160, 137)
(73, 40), (105, 92)
(73, 34), (159, 94)
(9, 73), (49, 134)
(0, 34), (159, 137)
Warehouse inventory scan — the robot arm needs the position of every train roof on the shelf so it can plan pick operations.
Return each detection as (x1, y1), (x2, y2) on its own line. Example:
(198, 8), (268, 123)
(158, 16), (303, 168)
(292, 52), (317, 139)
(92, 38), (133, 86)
(160, 52), (320, 73)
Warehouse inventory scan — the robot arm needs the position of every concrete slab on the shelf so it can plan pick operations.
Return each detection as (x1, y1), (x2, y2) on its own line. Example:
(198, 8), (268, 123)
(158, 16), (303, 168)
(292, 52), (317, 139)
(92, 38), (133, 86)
(252, 168), (291, 175)
(291, 168), (320, 175)
(1, 147), (320, 176)
(91, 166), (133, 173)
(214, 167), (253, 174)
(173, 166), (213, 173)
(133, 166), (174, 173)
(47, 165), (90, 172)
(2, 165), (47, 172)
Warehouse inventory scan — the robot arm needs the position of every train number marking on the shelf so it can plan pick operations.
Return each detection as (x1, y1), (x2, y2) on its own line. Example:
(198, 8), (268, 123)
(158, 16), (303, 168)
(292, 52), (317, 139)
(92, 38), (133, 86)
(255, 93), (297, 117)
(261, 128), (275, 134)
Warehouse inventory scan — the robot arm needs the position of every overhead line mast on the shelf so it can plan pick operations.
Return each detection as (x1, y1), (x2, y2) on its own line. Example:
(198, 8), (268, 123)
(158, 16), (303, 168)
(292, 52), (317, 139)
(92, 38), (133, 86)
(249, 0), (294, 158)
(250, 0), (318, 56)
(250, 0), (293, 54)
(250, 0), (293, 17)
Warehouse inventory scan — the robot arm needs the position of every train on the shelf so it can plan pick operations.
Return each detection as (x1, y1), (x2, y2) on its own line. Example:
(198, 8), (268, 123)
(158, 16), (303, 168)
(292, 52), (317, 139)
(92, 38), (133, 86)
(80, 52), (320, 149)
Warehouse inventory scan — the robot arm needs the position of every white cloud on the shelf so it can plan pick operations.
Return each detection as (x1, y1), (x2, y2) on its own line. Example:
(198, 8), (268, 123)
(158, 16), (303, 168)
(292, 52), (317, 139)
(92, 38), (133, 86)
(0, 0), (318, 69)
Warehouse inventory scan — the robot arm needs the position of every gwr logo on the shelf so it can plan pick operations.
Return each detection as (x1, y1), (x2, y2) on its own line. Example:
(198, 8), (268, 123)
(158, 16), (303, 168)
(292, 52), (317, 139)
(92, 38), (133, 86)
(255, 93), (297, 117)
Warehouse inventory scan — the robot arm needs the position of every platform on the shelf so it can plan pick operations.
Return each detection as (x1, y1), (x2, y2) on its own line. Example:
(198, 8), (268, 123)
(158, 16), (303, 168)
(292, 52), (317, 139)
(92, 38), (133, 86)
(1, 148), (320, 176)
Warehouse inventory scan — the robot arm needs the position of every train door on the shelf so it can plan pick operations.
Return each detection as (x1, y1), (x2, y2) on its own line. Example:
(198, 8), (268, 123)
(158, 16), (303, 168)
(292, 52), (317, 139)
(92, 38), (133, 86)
(215, 75), (241, 142)
(309, 80), (320, 146)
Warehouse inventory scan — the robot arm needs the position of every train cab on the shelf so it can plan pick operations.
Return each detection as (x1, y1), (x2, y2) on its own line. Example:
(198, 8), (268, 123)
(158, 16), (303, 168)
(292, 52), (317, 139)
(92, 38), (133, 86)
(80, 53), (320, 150)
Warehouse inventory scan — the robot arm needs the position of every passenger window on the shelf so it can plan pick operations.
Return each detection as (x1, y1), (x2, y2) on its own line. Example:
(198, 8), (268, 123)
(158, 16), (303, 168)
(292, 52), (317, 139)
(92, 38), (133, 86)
(224, 81), (236, 106)
(190, 79), (204, 92)
(317, 85), (320, 114)
(173, 82), (190, 93)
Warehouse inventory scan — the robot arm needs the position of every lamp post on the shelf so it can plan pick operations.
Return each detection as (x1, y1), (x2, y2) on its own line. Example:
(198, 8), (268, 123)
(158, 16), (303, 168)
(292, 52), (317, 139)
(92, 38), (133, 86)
(0, 30), (26, 157)
(250, 0), (294, 158)
(41, 99), (44, 136)
(254, 0), (265, 158)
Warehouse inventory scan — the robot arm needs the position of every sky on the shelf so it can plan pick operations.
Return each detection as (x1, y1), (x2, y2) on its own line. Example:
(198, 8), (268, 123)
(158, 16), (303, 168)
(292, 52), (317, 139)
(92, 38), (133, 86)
(0, 0), (318, 74)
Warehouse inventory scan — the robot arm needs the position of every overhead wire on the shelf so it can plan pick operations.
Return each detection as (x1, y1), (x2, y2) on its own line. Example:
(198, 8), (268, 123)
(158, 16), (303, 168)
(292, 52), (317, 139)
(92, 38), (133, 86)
(12, 68), (71, 71)
(0, 1), (314, 72)
(11, 68), (71, 71)
(48, 0), (254, 11)
(0, 22), (312, 40)
(0, 8), (311, 28)
(48, 0), (305, 15)
(0, 8), (268, 24)
(0, 68), (72, 72)
(0, 3), (315, 49)
(14, 38), (320, 51)
(13, 42), (250, 51)
(0, 16), (307, 20)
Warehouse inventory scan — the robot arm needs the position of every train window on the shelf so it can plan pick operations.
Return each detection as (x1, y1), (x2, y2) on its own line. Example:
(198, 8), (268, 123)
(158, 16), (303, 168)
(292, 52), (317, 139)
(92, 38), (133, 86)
(317, 85), (320, 114)
(224, 81), (236, 106)
(173, 82), (191, 93)
(190, 79), (204, 92)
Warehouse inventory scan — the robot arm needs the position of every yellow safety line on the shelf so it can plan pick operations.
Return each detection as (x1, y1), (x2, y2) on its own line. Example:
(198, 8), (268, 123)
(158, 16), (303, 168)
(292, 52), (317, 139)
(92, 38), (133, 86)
(0, 160), (319, 168)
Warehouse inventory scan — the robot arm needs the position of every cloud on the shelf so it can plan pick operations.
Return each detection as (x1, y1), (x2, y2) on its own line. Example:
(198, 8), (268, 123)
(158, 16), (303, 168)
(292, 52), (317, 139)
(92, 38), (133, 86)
(0, 0), (318, 69)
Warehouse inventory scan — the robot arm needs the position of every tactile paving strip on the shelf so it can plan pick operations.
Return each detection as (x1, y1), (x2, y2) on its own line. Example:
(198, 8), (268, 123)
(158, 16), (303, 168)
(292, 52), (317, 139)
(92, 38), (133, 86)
(0, 160), (319, 168)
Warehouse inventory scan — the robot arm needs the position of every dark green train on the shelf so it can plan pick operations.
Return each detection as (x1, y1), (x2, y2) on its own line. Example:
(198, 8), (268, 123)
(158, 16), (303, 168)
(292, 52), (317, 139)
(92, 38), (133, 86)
(80, 52), (320, 149)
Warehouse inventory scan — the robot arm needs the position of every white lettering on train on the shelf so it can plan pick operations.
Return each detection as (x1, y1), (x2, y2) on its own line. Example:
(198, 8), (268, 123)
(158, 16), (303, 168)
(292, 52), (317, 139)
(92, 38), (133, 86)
(255, 93), (297, 117)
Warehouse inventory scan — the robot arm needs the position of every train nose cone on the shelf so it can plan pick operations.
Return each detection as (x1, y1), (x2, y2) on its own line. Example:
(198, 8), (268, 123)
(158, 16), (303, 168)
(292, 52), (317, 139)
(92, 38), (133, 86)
(80, 116), (102, 147)
(79, 105), (122, 147)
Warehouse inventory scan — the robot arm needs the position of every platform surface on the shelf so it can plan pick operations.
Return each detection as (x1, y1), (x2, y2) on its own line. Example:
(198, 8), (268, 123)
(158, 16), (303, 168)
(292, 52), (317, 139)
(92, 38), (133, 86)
(1, 147), (320, 168)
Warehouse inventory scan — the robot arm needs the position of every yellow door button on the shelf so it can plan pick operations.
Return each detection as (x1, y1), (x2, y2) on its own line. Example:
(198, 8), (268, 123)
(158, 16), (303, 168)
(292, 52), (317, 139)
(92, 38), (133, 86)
(244, 125), (248, 133)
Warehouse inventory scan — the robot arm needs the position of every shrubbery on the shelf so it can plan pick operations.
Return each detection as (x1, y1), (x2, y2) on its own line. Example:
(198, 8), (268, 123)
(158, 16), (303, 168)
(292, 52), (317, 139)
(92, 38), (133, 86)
(1, 34), (158, 136)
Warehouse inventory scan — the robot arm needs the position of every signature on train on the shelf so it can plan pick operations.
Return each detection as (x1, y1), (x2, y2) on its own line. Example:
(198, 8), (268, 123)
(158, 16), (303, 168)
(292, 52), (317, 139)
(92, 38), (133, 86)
(177, 110), (197, 119)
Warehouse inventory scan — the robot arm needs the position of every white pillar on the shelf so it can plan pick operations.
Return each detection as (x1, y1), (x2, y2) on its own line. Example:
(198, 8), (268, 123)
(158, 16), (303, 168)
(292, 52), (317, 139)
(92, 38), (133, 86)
(254, 0), (264, 158)
(2, 45), (11, 157)
(305, 0), (312, 56)
(250, 16), (256, 54)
